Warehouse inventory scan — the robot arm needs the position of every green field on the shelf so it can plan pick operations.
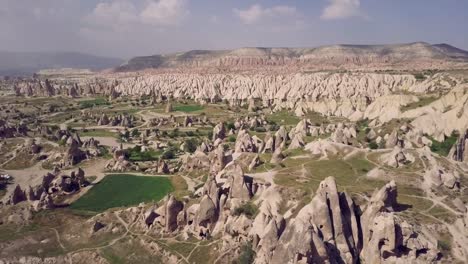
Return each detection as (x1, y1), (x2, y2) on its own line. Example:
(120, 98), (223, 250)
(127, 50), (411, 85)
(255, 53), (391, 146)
(79, 98), (110, 109)
(173, 104), (204, 112)
(79, 129), (118, 138)
(429, 132), (459, 156)
(70, 174), (173, 212)
(267, 110), (300, 126)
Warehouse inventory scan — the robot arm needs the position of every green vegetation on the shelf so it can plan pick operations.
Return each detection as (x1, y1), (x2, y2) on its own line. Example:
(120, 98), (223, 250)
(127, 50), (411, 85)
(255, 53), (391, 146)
(277, 156), (379, 195)
(346, 155), (375, 173)
(165, 240), (197, 257)
(161, 147), (177, 160)
(0, 188), (6, 200)
(267, 110), (300, 126)
(368, 142), (379, 149)
(80, 129), (118, 138)
(173, 104), (204, 112)
(2, 151), (37, 170)
(183, 138), (199, 153)
(79, 98), (109, 109)
(437, 232), (452, 254)
(187, 243), (220, 264)
(401, 96), (438, 112)
(170, 175), (189, 199)
(128, 146), (162, 161)
(234, 242), (256, 264)
(413, 73), (426, 81)
(233, 202), (259, 219)
(429, 131), (459, 156)
(70, 174), (173, 212)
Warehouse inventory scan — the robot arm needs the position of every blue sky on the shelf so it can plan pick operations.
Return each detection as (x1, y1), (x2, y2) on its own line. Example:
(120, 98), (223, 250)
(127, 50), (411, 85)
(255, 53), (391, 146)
(0, 0), (467, 58)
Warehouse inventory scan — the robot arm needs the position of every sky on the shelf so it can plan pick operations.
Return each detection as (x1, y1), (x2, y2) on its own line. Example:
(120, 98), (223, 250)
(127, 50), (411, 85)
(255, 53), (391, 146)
(0, 0), (467, 59)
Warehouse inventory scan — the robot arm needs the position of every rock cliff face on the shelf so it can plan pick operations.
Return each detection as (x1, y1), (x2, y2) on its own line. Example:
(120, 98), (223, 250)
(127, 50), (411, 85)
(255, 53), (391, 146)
(12, 72), (435, 100)
(115, 42), (468, 72)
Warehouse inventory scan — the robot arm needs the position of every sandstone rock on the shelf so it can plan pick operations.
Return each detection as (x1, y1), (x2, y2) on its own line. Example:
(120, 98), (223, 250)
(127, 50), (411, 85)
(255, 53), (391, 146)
(270, 147), (284, 164)
(165, 102), (173, 113)
(212, 122), (226, 141)
(448, 130), (468, 163)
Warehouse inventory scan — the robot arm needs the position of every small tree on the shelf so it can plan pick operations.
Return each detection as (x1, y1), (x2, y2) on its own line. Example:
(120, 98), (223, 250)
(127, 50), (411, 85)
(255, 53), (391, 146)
(235, 242), (255, 264)
(184, 138), (198, 153)
(162, 147), (176, 159)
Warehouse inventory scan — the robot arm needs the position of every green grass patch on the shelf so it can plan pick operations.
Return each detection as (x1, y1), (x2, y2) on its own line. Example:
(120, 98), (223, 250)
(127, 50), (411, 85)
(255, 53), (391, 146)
(233, 202), (259, 219)
(429, 132), (459, 156)
(167, 241), (196, 257)
(79, 98), (110, 109)
(401, 96), (438, 112)
(187, 242), (220, 264)
(70, 174), (173, 212)
(2, 151), (37, 170)
(268, 110), (300, 126)
(346, 155), (375, 174)
(80, 129), (118, 138)
(173, 104), (204, 112)
(128, 146), (163, 162)
(235, 242), (256, 264)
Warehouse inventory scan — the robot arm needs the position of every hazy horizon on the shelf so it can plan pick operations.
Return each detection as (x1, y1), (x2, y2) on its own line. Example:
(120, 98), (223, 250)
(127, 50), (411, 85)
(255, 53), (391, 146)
(1, 0), (467, 58)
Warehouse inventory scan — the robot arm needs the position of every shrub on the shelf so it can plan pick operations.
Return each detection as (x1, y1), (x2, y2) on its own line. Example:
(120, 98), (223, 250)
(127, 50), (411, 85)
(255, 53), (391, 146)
(228, 135), (236, 142)
(226, 122), (236, 130)
(162, 148), (176, 160)
(235, 242), (255, 264)
(268, 123), (279, 131)
(368, 142), (379, 149)
(413, 73), (426, 81)
(131, 129), (140, 137)
(184, 138), (198, 153)
(437, 240), (451, 252)
(169, 128), (179, 138)
(254, 127), (266, 133)
(357, 118), (369, 129)
(233, 202), (258, 219)
(430, 131), (459, 156)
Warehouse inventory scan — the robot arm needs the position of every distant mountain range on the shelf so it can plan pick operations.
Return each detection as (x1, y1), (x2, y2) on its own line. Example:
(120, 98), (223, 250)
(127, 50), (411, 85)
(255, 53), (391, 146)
(2, 42), (468, 76)
(0, 51), (124, 76)
(116, 42), (468, 72)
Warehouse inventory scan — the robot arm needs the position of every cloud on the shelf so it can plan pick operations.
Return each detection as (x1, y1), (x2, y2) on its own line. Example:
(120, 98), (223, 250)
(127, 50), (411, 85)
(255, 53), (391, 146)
(84, 0), (188, 31)
(141, 0), (188, 26)
(234, 4), (298, 25)
(84, 1), (139, 30)
(321, 0), (366, 20)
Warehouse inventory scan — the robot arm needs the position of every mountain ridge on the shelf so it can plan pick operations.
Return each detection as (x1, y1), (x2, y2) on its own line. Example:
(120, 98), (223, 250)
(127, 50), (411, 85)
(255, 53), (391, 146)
(116, 42), (468, 72)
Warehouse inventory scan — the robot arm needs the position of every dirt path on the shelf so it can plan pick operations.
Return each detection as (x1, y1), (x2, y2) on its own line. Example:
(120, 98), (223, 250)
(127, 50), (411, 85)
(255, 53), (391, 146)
(50, 228), (66, 250)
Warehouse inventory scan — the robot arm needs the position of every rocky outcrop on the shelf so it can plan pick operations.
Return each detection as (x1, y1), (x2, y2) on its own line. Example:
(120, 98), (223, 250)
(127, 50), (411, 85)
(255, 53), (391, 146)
(379, 147), (415, 168)
(448, 130), (468, 163)
(212, 122), (226, 141)
(7, 168), (87, 209)
(423, 166), (460, 189)
(361, 181), (439, 263)
(115, 43), (468, 72)
(270, 177), (359, 263)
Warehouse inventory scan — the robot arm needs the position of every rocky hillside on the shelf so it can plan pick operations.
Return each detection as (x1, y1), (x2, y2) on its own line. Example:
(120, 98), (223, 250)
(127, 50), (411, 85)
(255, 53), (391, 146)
(116, 42), (468, 72)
